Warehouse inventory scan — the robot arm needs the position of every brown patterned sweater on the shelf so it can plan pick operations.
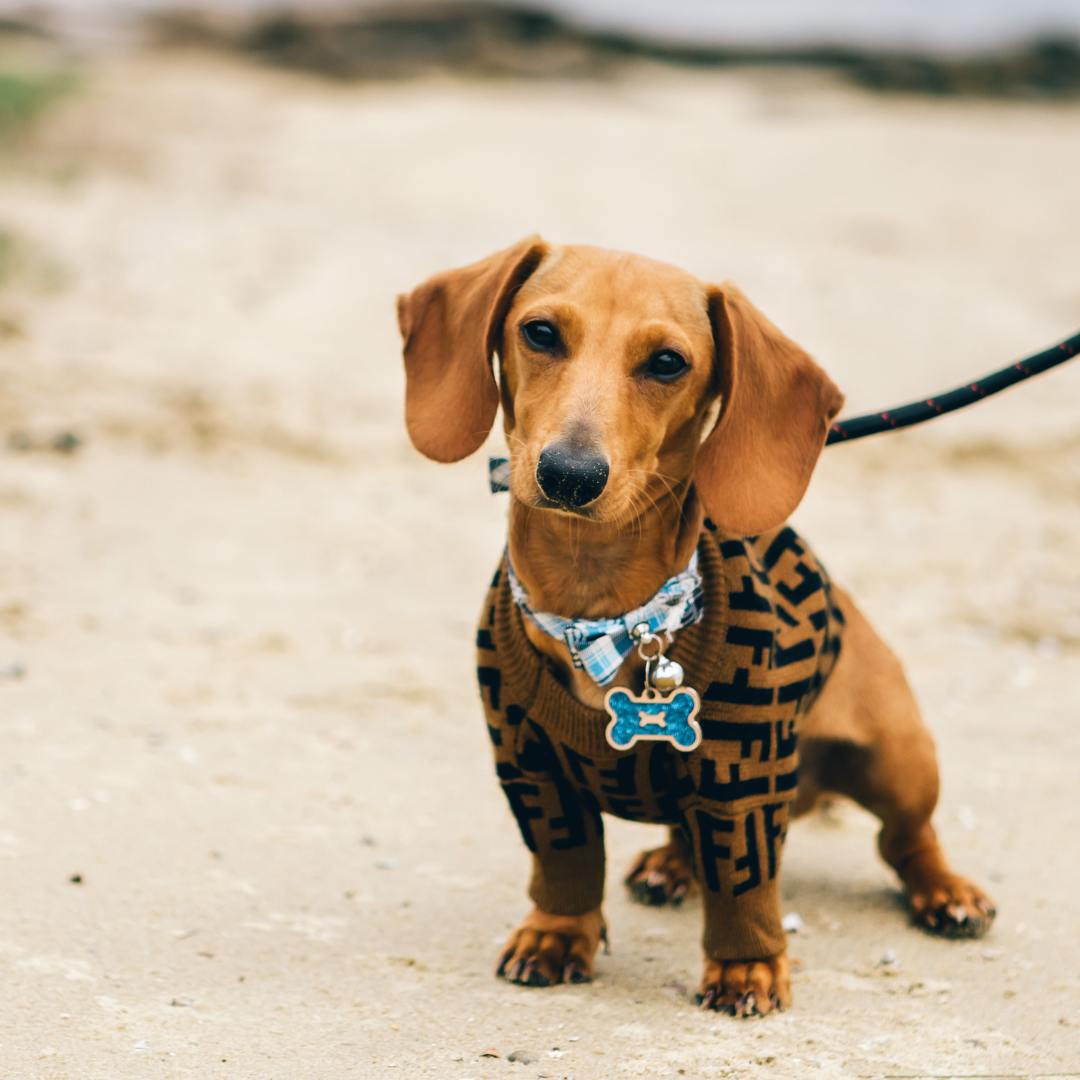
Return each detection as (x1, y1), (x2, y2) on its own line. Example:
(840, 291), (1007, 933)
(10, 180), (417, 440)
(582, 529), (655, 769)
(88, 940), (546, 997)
(476, 522), (844, 960)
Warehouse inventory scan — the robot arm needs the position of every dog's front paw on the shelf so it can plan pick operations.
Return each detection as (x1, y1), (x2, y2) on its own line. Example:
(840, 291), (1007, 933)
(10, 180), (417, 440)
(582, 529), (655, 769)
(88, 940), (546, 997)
(697, 954), (791, 1017)
(909, 871), (996, 939)
(624, 837), (696, 907)
(496, 907), (606, 987)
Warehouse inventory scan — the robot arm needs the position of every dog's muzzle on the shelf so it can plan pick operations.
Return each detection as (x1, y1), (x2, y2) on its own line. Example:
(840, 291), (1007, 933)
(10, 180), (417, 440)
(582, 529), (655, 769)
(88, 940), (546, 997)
(536, 444), (609, 508)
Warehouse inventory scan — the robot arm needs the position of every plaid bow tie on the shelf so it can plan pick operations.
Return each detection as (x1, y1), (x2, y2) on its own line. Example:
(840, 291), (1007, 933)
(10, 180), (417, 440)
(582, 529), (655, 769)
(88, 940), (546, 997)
(505, 551), (705, 687)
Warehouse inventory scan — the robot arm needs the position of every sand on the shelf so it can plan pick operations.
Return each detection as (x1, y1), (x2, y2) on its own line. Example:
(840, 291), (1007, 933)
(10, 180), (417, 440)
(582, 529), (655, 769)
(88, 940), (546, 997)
(1, 49), (1080, 1078)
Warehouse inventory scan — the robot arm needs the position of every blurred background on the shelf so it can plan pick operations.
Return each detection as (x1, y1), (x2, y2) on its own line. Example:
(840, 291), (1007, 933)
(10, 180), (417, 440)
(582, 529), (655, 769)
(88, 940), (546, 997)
(0, 2), (1079, 1078)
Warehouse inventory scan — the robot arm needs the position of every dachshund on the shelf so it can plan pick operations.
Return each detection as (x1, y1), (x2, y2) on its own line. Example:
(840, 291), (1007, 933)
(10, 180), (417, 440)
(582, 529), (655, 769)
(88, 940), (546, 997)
(397, 237), (995, 1015)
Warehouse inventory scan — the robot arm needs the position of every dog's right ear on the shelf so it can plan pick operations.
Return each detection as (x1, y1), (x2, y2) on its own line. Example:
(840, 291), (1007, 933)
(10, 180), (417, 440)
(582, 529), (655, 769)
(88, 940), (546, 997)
(397, 236), (549, 463)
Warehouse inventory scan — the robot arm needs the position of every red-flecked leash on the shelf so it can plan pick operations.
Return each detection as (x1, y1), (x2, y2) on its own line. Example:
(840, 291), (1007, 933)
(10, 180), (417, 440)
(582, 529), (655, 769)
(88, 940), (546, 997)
(826, 328), (1080, 445)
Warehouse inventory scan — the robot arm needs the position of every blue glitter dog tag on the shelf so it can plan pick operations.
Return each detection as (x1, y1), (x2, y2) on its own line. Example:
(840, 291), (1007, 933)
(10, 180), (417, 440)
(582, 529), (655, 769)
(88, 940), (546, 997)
(604, 686), (702, 752)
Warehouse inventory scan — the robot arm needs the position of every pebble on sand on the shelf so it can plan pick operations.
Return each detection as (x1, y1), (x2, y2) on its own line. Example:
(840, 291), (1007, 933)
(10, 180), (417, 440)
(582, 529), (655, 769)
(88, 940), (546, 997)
(876, 949), (902, 973)
(507, 1049), (539, 1063)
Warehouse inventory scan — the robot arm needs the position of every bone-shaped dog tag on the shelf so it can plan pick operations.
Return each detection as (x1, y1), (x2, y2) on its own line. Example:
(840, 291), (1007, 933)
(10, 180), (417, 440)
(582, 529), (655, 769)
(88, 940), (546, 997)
(604, 686), (702, 752)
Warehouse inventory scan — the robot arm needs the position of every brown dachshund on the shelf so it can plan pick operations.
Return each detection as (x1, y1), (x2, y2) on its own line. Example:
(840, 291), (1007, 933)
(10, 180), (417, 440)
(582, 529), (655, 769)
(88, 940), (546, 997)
(397, 237), (995, 1015)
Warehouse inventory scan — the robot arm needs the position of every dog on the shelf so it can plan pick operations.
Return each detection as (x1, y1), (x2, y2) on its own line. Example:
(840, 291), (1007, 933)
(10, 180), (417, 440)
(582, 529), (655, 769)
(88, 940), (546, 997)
(396, 237), (995, 1015)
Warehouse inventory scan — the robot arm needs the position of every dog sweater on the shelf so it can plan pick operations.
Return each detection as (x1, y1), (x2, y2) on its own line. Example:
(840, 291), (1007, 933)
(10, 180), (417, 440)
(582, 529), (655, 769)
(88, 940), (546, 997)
(476, 522), (844, 961)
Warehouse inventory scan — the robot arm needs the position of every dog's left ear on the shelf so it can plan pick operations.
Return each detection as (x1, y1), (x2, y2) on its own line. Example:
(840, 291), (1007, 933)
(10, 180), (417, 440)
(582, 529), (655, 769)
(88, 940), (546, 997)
(695, 283), (844, 537)
(397, 235), (550, 463)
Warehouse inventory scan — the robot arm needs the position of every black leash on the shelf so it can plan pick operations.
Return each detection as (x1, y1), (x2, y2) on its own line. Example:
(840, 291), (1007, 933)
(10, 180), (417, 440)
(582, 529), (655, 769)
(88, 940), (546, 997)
(487, 328), (1080, 491)
(826, 328), (1080, 445)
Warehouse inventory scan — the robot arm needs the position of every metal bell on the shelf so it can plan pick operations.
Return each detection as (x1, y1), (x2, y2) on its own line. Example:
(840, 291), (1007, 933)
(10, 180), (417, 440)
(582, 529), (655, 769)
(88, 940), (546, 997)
(650, 657), (684, 691)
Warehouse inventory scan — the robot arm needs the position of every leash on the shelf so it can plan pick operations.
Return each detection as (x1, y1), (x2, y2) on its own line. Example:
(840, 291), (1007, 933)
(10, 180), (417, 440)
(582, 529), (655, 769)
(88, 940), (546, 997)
(826, 328), (1080, 444)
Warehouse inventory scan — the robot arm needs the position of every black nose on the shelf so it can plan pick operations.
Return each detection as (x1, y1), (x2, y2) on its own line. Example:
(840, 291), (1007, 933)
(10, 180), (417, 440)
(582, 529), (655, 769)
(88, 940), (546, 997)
(536, 444), (609, 508)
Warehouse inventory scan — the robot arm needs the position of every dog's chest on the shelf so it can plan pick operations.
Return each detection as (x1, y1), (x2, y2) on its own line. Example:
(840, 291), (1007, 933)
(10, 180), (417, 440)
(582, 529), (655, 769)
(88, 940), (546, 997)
(477, 525), (843, 825)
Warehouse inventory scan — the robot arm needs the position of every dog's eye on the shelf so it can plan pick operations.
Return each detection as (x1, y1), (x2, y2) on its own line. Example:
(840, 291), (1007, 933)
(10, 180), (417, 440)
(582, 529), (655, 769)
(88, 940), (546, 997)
(521, 320), (559, 351)
(646, 350), (688, 382)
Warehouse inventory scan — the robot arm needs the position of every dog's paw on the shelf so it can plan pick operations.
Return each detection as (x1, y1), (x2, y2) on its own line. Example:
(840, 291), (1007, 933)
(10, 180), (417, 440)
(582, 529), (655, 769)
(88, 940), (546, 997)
(496, 907), (606, 987)
(624, 839), (696, 907)
(696, 954), (791, 1017)
(909, 873), (996, 939)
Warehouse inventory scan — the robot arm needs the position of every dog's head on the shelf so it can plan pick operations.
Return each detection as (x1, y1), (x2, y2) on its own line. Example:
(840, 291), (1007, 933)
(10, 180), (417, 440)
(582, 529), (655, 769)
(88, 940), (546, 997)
(397, 236), (843, 536)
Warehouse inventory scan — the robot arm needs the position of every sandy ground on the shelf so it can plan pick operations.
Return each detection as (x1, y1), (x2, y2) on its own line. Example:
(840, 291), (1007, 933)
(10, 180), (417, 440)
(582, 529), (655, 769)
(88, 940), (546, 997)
(1, 49), (1080, 1079)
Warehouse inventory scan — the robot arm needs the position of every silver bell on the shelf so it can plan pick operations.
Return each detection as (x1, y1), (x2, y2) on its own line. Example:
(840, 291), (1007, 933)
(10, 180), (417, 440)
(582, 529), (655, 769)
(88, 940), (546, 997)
(651, 657), (684, 691)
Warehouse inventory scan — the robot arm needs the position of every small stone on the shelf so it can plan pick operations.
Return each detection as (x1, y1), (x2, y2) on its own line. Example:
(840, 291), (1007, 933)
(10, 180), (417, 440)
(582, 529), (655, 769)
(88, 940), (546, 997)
(876, 949), (901, 972)
(479, 1047), (500, 1058)
(858, 1035), (891, 1051)
(781, 912), (805, 933)
(51, 431), (83, 454)
(375, 858), (399, 870)
(133, 1040), (149, 1051)
(507, 1049), (539, 1064)
(548, 1049), (565, 1058)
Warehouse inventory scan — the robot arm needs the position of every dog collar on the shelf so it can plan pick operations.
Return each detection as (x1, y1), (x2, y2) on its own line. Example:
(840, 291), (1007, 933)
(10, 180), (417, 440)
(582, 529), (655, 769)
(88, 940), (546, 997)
(505, 550), (705, 687)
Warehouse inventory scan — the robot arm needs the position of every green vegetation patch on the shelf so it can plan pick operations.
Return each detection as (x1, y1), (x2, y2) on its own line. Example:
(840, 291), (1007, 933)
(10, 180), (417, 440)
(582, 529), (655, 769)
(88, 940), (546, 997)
(0, 70), (73, 138)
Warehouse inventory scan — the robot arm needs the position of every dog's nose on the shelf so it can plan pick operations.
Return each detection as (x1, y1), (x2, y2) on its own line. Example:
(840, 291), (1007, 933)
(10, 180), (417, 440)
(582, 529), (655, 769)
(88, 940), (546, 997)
(536, 444), (609, 508)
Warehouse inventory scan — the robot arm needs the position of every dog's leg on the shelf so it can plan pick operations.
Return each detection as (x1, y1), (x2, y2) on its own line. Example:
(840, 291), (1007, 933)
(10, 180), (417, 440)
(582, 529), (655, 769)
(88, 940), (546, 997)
(491, 772), (608, 987)
(680, 806), (794, 1016)
(799, 587), (996, 938)
(497, 905), (607, 987)
(698, 954), (792, 1016)
(625, 826), (697, 907)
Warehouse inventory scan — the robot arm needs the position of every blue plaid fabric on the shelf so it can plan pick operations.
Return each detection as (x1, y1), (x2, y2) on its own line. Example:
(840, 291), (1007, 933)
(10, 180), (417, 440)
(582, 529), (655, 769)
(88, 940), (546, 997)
(489, 456), (511, 493)
(505, 550), (705, 687)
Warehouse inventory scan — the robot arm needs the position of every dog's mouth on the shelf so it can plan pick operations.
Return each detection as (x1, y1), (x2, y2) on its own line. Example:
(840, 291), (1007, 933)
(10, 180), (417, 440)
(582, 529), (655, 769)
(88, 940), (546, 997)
(524, 491), (605, 519)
